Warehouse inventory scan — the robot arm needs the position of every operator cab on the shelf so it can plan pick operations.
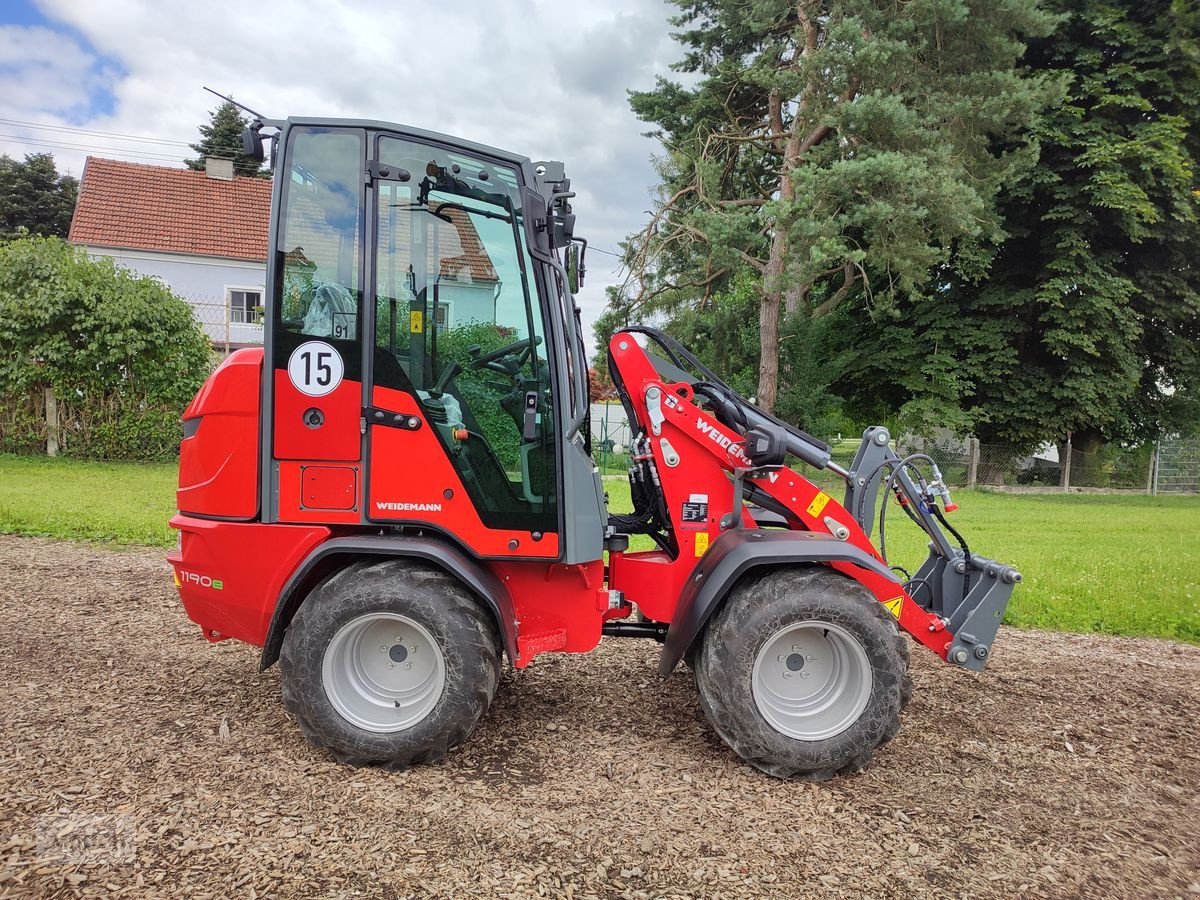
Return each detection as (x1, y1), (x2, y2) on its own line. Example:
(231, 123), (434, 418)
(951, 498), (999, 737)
(252, 118), (601, 561)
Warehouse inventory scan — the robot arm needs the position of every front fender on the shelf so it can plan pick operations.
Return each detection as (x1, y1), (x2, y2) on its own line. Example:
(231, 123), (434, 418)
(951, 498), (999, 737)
(658, 529), (899, 676)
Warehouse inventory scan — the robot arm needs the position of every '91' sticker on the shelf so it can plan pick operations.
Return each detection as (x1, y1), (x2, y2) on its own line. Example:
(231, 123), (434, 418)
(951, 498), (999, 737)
(287, 341), (344, 397)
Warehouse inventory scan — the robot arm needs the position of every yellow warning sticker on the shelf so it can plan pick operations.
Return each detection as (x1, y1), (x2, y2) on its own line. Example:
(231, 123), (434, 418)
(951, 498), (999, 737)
(172, 570), (181, 589)
(806, 491), (831, 518)
(694, 532), (710, 557)
(882, 596), (904, 619)
(409, 310), (424, 333)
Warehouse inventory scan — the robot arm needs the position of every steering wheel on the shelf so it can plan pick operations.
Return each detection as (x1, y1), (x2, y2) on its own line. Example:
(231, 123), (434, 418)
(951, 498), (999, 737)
(468, 336), (542, 375)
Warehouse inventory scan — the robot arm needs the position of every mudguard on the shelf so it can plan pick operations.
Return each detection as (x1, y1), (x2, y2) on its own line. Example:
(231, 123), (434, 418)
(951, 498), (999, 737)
(658, 529), (899, 676)
(259, 534), (517, 670)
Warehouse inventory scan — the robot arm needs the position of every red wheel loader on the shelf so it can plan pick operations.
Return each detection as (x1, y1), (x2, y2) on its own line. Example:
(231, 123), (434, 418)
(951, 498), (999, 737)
(169, 116), (1021, 779)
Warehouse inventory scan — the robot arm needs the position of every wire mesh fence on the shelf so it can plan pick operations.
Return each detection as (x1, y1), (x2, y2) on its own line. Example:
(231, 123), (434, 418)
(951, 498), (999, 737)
(188, 298), (265, 353)
(1156, 436), (1200, 493)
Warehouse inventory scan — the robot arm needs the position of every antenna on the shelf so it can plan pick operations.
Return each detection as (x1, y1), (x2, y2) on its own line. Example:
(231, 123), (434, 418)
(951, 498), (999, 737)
(202, 86), (266, 121)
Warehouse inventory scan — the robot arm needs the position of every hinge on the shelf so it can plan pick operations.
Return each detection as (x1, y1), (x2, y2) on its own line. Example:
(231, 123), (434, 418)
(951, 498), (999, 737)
(363, 407), (422, 431)
(365, 160), (412, 184)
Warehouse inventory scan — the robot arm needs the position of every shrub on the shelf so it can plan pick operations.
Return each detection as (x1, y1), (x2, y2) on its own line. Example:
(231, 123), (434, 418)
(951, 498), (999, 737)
(0, 236), (214, 460)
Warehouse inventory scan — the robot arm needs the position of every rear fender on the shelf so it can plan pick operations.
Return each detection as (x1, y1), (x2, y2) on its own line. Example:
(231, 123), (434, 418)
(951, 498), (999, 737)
(658, 529), (899, 676)
(259, 535), (517, 670)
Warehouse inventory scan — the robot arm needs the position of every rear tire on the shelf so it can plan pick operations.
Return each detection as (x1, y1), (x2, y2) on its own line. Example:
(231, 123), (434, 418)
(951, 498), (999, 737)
(694, 567), (910, 780)
(279, 559), (501, 769)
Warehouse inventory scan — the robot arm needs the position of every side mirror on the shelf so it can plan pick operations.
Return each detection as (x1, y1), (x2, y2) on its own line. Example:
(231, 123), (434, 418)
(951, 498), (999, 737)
(567, 243), (583, 292)
(242, 127), (265, 163)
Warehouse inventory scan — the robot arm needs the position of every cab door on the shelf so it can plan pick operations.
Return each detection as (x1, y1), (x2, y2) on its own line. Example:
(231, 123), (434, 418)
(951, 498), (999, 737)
(268, 126), (367, 523)
(362, 133), (560, 558)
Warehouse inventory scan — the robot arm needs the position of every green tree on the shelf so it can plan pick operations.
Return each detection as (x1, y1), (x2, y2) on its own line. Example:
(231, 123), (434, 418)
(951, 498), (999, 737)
(620, 0), (1058, 413)
(185, 101), (267, 178)
(927, 0), (1200, 453)
(0, 153), (78, 240)
(0, 237), (214, 458)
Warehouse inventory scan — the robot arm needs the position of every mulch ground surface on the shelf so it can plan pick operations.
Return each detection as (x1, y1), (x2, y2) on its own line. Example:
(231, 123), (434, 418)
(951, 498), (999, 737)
(1, 535), (1197, 899)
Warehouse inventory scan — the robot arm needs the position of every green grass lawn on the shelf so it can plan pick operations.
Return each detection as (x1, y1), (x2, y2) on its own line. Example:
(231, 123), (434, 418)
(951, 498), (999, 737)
(0, 455), (178, 546)
(2, 453), (1198, 642)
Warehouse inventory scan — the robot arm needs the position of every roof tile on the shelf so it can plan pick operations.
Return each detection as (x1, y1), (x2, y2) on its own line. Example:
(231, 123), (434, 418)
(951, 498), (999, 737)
(68, 157), (272, 261)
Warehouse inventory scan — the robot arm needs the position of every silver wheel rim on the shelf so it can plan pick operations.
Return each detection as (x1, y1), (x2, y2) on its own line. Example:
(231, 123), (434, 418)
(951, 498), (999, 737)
(751, 620), (873, 740)
(321, 612), (445, 733)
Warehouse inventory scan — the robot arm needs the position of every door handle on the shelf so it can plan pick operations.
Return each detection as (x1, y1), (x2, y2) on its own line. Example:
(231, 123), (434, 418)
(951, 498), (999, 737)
(522, 391), (539, 441)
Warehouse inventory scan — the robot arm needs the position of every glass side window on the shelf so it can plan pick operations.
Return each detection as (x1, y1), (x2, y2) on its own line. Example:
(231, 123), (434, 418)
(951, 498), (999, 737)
(276, 128), (365, 344)
(373, 136), (555, 532)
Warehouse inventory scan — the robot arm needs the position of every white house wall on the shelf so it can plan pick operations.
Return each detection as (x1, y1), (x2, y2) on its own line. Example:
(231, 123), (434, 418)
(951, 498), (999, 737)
(82, 245), (266, 347)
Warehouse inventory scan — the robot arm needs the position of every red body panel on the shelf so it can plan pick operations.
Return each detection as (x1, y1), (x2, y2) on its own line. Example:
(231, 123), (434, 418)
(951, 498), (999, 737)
(168, 514), (330, 645)
(177, 349), (261, 519)
(366, 385), (560, 560)
(492, 560), (610, 663)
(272, 369), (361, 461)
(277, 461), (362, 524)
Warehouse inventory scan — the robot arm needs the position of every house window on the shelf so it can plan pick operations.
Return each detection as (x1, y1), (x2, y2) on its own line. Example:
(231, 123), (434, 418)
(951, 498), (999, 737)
(434, 301), (450, 331)
(229, 288), (263, 325)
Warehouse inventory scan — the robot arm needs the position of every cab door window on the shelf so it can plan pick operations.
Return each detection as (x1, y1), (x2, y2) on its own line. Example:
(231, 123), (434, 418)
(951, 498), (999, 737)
(371, 136), (556, 533)
(274, 127), (365, 352)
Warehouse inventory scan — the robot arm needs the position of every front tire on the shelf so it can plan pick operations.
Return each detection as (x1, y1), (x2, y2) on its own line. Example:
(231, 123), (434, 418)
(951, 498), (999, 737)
(279, 560), (501, 769)
(695, 566), (910, 780)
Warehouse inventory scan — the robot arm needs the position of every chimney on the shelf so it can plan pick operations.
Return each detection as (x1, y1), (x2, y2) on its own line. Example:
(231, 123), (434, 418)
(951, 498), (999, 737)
(205, 157), (234, 181)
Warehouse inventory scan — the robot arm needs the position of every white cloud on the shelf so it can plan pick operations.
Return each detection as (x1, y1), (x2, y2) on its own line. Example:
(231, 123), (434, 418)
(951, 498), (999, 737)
(0, 0), (685, 351)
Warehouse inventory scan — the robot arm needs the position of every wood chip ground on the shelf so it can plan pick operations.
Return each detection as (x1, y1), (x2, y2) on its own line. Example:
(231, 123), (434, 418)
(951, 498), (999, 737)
(1, 535), (1197, 898)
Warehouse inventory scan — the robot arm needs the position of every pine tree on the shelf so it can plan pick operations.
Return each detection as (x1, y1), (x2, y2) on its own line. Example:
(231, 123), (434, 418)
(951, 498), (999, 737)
(185, 101), (267, 178)
(845, 0), (1200, 452)
(619, 0), (1058, 412)
(0, 153), (78, 240)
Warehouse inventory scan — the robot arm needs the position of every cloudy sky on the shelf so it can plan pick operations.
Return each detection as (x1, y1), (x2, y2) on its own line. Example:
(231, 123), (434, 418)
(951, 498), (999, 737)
(0, 0), (683, 352)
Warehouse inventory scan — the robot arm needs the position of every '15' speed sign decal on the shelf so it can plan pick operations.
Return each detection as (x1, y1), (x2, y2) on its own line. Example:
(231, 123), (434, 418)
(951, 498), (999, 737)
(287, 341), (344, 397)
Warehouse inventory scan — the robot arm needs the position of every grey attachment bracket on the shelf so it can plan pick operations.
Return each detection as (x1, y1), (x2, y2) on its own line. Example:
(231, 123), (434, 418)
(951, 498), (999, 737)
(823, 516), (850, 541)
(911, 547), (1023, 672)
(843, 425), (891, 537)
(659, 437), (680, 467)
(645, 386), (665, 436)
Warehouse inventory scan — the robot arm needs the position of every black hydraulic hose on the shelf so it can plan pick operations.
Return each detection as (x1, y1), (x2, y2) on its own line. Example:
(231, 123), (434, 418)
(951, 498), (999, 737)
(877, 454), (939, 567)
(856, 452), (934, 524)
(930, 505), (973, 599)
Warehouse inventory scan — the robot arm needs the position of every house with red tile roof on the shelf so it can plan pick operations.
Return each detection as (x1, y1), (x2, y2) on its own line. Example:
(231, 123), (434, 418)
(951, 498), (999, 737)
(69, 156), (272, 349)
(68, 156), (505, 347)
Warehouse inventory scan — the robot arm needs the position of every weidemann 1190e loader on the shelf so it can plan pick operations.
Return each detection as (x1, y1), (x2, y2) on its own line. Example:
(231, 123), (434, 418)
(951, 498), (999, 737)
(169, 114), (1021, 779)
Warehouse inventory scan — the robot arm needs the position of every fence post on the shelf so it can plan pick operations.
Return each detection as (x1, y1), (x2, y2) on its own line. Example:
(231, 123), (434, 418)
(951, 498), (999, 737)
(1061, 433), (1072, 492)
(1146, 443), (1157, 495)
(44, 385), (59, 458)
(223, 296), (231, 356)
(967, 438), (979, 489)
(1153, 439), (1161, 495)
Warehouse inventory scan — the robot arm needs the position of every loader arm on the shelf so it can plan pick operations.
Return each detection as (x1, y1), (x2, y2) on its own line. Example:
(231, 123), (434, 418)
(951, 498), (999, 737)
(604, 329), (1021, 673)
